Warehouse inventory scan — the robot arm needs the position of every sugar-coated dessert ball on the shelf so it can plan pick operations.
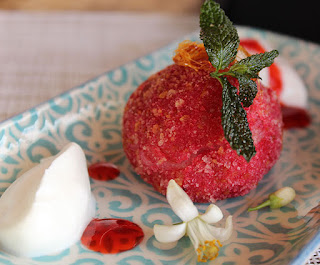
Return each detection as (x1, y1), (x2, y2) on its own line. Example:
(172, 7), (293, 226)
(122, 63), (283, 203)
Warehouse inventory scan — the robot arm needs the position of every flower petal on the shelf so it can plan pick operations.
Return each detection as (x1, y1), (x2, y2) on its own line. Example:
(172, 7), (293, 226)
(207, 216), (233, 242)
(154, 223), (187, 243)
(186, 217), (214, 248)
(166, 179), (198, 222)
(199, 204), (223, 224)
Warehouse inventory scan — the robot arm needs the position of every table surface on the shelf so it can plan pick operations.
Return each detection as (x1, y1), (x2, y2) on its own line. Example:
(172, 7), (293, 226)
(0, 10), (319, 264)
(0, 11), (199, 122)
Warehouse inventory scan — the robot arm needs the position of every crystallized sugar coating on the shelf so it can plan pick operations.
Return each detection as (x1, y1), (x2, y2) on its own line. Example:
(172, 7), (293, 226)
(122, 64), (283, 202)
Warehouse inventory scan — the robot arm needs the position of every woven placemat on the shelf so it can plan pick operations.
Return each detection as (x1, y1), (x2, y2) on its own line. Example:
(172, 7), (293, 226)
(0, 11), (198, 121)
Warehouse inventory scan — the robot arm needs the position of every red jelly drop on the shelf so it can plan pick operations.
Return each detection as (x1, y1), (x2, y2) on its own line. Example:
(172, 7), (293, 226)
(88, 162), (120, 181)
(281, 105), (311, 129)
(81, 218), (144, 254)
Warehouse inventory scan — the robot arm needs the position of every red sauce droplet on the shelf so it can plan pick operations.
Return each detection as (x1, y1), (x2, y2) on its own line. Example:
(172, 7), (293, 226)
(81, 218), (144, 254)
(281, 105), (311, 129)
(88, 162), (120, 181)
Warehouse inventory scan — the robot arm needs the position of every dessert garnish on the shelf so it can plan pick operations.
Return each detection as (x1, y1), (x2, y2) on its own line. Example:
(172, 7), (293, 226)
(200, 0), (279, 161)
(248, 187), (296, 211)
(81, 218), (144, 254)
(153, 180), (232, 262)
(88, 162), (120, 181)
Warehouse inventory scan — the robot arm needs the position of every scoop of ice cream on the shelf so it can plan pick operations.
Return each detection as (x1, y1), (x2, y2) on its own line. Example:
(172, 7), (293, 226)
(123, 63), (283, 202)
(0, 142), (96, 257)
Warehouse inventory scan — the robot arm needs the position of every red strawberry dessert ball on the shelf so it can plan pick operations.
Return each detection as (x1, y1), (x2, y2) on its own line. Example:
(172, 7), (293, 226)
(122, 42), (283, 203)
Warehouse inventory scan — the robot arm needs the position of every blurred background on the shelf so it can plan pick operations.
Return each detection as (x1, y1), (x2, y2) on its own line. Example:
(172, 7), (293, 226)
(0, 0), (319, 121)
(219, 0), (319, 44)
(0, 0), (200, 14)
(1, 0), (318, 43)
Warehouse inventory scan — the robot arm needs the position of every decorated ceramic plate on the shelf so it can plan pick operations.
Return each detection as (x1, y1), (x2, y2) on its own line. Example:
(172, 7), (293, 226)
(0, 26), (319, 265)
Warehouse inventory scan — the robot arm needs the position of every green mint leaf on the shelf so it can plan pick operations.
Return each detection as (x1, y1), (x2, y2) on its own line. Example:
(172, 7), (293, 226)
(230, 50), (279, 78)
(237, 75), (258, 108)
(200, 0), (239, 71)
(199, 0), (279, 162)
(221, 77), (256, 161)
(230, 50), (278, 108)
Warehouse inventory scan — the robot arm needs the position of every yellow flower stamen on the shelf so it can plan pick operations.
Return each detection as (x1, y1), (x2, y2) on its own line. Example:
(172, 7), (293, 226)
(197, 240), (222, 262)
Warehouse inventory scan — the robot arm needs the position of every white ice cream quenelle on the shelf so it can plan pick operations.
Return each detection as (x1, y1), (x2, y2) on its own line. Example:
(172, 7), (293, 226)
(0, 142), (96, 257)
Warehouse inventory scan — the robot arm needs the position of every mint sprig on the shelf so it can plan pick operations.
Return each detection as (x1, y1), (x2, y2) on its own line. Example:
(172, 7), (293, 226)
(200, 0), (279, 162)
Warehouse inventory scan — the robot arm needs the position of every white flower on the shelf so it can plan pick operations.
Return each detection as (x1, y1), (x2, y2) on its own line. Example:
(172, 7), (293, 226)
(153, 180), (233, 262)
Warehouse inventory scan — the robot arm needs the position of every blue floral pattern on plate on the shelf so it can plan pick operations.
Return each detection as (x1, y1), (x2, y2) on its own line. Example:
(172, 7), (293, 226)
(0, 26), (320, 264)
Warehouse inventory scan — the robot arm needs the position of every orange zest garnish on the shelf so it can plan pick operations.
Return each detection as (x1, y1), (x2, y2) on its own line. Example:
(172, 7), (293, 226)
(173, 40), (214, 72)
(173, 40), (250, 72)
